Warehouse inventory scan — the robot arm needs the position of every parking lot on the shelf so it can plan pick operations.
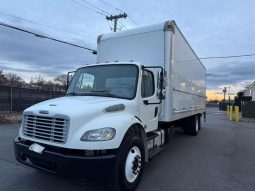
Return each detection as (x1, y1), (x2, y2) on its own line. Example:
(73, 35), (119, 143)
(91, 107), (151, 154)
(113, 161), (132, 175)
(1, 107), (255, 191)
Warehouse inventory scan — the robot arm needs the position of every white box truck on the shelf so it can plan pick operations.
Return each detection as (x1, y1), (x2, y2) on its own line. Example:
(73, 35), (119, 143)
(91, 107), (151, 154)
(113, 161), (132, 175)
(14, 21), (206, 191)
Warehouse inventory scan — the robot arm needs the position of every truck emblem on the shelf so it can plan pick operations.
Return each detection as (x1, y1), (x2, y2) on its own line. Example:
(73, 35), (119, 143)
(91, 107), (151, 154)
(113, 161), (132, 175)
(39, 110), (49, 114)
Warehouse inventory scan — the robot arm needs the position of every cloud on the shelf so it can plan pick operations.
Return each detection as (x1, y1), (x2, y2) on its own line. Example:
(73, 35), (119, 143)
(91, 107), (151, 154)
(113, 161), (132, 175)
(0, 26), (96, 80)
(206, 60), (255, 89)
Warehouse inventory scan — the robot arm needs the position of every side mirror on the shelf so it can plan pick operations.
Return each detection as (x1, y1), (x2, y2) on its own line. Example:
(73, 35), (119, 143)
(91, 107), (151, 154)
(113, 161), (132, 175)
(67, 71), (75, 89)
(157, 90), (165, 100)
(157, 70), (165, 100)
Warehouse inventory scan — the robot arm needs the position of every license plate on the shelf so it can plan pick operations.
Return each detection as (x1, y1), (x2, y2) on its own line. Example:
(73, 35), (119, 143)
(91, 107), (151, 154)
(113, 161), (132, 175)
(29, 143), (45, 154)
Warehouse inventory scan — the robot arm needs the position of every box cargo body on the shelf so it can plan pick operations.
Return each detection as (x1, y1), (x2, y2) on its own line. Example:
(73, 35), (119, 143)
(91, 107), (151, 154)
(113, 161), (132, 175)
(97, 21), (206, 122)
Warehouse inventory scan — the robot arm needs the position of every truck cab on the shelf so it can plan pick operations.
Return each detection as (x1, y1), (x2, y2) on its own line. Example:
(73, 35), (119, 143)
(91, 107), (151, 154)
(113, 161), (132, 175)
(15, 62), (164, 191)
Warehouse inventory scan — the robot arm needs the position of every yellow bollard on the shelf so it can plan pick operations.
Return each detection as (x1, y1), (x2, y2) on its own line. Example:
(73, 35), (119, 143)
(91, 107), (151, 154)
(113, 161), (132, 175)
(235, 106), (239, 122)
(227, 105), (229, 116)
(229, 106), (233, 121)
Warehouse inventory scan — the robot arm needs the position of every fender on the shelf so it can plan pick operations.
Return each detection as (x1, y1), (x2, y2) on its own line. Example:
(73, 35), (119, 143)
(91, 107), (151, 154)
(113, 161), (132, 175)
(68, 112), (143, 150)
(134, 124), (149, 162)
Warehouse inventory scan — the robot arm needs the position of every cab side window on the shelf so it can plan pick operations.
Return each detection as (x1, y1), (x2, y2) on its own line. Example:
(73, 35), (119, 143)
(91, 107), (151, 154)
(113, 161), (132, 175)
(141, 70), (154, 98)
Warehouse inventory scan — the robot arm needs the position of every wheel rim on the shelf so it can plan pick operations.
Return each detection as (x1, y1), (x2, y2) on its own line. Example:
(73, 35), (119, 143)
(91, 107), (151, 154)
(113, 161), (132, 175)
(195, 116), (199, 132)
(125, 146), (142, 183)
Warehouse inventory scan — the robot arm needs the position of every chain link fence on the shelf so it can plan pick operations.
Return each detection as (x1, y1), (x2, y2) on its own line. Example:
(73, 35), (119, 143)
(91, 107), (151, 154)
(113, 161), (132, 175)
(0, 85), (65, 112)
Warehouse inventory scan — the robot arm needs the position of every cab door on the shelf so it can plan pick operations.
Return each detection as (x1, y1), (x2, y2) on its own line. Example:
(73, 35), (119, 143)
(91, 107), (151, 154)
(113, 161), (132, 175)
(139, 69), (160, 132)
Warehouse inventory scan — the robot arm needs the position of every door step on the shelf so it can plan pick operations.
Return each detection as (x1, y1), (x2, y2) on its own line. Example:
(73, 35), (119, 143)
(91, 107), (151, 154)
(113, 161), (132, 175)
(148, 146), (164, 159)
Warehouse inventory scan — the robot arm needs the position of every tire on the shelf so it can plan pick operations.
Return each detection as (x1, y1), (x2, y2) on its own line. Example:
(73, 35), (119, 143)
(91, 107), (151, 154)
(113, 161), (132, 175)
(109, 128), (145, 191)
(190, 115), (199, 136)
(183, 115), (199, 136)
(198, 114), (201, 131)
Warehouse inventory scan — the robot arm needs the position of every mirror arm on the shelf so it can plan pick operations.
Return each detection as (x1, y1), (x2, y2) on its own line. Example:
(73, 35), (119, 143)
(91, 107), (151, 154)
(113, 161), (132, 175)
(66, 71), (76, 90)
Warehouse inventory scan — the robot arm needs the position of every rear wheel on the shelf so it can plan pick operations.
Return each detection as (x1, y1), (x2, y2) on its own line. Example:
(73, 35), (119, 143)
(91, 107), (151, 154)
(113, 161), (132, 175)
(190, 115), (199, 136)
(198, 114), (201, 130)
(183, 115), (199, 136)
(109, 128), (145, 191)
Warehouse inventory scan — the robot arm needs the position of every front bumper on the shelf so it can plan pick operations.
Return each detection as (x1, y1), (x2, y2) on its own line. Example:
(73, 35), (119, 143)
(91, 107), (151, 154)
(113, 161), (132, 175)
(14, 137), (116, 178)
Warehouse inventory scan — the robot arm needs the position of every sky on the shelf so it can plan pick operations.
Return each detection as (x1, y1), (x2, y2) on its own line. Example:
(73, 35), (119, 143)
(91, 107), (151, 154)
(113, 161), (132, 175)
(0, 0), (255, 100)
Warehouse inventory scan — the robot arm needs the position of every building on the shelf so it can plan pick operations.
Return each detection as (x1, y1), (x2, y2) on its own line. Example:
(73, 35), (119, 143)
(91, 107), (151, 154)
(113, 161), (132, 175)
(243, 81), (255, 101)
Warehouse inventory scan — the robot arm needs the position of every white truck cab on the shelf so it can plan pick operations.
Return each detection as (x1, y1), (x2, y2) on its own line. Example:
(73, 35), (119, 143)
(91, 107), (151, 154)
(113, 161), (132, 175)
(14, 21), (206, 191)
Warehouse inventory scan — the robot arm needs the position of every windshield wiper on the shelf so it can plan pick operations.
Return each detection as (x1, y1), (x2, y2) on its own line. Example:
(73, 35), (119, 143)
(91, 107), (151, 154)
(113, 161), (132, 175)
(89, 89), (111, 93)
(66, 90), (111, 96)
(66, 90), (121, 98)
(89, 90), (119, 98)
(66, 92), (78, 96)
(89, 89), (113, 96)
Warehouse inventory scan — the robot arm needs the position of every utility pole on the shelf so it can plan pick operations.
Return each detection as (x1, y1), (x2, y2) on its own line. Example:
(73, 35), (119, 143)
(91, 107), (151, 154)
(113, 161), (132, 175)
(228, 85), (231, 103)
(223, 87), (227, 101)
(106, 13), (127, 32)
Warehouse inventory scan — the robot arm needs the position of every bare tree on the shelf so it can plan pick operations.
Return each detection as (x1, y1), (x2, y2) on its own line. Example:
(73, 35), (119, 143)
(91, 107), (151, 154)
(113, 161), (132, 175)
(0, 70), (7, 85)
(30, 75), (47, 90)
(54, 74), (67, 90)
(45, 80), (55, 91)
(54, 74), (67, 86)
(5, 73), (24, 87)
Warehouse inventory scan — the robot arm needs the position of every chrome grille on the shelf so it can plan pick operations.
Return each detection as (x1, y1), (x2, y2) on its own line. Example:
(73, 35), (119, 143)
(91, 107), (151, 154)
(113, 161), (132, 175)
(22, 114), (69, 143)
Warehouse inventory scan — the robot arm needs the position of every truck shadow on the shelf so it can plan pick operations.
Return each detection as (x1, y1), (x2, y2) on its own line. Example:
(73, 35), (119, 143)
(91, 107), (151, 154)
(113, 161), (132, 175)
(17, 169), (109, 191)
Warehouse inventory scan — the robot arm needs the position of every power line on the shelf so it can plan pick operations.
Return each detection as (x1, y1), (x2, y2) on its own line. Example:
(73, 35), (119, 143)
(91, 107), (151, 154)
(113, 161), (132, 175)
(80, 0), (111, 16)
(0, 21), (97, 54)
(127, 16), (138, 26)
(200, 53), (255, 60)
(70, 0), (128, 32)
(70, 0), (107, 16)
(98, 0), (123, 13)
(176, 53), (255, 62)
(119, 20), (128, 30)
(0, 11), (95, 39)
(107, 20), (113, 31)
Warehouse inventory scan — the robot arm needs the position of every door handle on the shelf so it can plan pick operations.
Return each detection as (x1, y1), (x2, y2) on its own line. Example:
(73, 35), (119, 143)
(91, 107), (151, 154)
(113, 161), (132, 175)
(143, 100), (149, 105)
(154, 107), (158, 117)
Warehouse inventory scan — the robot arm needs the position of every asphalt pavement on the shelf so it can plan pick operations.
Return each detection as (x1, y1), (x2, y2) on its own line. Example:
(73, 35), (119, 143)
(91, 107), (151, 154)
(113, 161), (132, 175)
(1, 107), (255, 191)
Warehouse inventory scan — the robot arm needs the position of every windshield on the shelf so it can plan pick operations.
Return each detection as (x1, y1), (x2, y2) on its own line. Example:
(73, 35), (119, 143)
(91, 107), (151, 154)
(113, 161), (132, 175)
(66, 64), (139, 99)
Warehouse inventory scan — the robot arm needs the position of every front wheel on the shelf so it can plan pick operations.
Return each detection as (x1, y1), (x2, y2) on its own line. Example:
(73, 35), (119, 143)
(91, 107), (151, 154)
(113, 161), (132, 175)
(109, 128), (145, 191)
(125, 146), (142, 183)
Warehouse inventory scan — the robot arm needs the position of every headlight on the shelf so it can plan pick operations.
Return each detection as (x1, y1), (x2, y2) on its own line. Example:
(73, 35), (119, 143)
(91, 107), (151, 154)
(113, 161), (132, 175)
(80, 127), (116, 141)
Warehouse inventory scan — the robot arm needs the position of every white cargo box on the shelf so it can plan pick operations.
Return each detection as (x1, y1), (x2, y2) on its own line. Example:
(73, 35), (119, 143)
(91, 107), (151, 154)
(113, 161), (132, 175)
(97, 21), (206, 122)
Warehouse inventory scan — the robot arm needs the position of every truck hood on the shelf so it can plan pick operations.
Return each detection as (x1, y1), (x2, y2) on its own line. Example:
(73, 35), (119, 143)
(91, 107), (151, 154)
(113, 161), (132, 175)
(21, 95), (139, 150)
(24, 96), (129, 118)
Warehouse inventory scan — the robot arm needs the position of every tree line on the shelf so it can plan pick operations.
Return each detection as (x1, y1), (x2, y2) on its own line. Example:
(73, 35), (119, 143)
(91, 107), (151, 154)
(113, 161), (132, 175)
(0, 70), (67, 92)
